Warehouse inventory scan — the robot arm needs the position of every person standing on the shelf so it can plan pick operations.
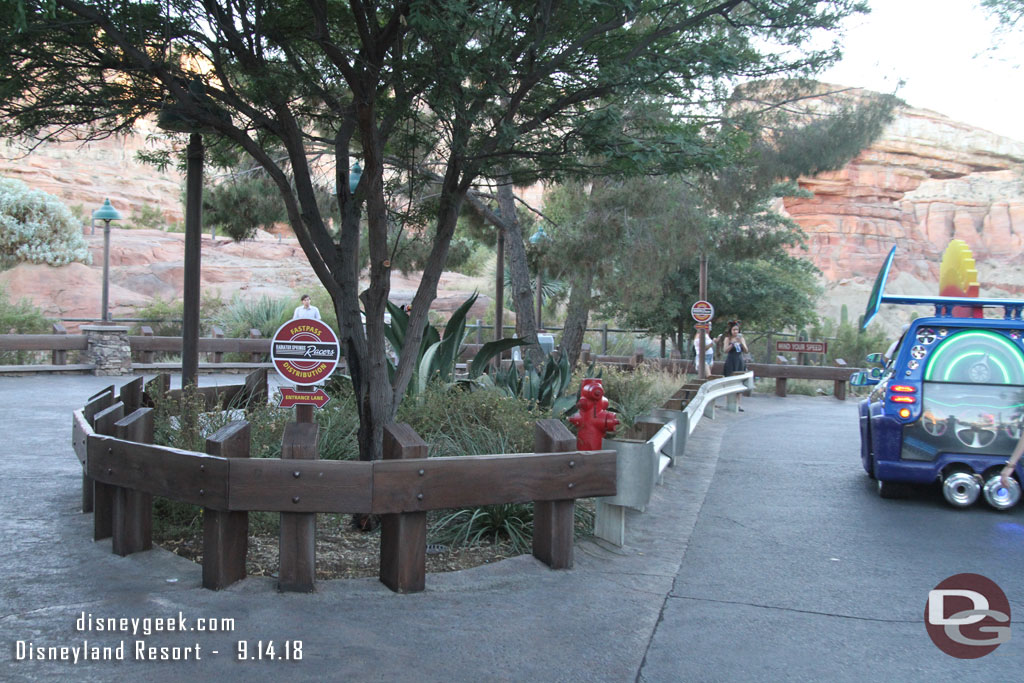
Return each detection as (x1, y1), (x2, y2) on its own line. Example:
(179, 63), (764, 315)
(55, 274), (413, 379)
(716, 320), (749, 411)
(693, 325), (714, 377)
(293, 294), (321, 320)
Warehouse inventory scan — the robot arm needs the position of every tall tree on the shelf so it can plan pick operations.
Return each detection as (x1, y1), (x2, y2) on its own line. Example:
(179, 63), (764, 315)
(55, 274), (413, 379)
(547, 84), (898, 363)
(1, 1), (867, 460)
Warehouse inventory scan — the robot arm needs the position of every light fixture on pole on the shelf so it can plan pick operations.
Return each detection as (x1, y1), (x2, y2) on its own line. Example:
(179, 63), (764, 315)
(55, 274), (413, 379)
(349, 162), (362, 194)
(92, 199), (122, 323)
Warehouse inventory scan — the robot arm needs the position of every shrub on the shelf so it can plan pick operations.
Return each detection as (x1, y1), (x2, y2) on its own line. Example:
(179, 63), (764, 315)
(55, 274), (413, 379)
(0, 284), (50, 363)
(0, 176), (91, 268)
(125, 204), (168, 231)
(397, 381), (543, 454)
(149, 383), (293, 541)
(600, 366), (678, 430)
(216, 294), (292, 340)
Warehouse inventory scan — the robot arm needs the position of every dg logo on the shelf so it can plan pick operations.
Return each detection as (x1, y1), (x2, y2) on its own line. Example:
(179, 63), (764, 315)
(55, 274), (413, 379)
(925, 573), (1011, 658)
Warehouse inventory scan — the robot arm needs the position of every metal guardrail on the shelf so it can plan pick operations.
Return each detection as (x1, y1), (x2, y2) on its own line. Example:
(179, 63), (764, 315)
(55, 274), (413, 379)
(594, 371), (754, 547)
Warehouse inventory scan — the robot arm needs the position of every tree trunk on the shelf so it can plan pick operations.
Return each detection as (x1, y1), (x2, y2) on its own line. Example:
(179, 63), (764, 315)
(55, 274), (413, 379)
(560, 268), (595, 369)
(499, 183), (544, 365)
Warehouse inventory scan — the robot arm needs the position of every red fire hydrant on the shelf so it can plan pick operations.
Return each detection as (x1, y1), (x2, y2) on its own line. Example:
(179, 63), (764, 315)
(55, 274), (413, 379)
(569, 378), (619, 450)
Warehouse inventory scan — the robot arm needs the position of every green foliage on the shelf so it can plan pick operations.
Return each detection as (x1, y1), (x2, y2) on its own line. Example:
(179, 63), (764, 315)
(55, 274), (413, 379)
(599, 367), (680, 431)
(386, 293), (526, 396)
(983, 0), (1024, 30)
(0, 176), (90, 268)
(124, 204), (169, 231)
(149, 380), (293, 539)
(202, 173), (289, 241)
(431, 504), (533, 553)
(0, 283), (49, 364)
(483, 352), (576, 414)
(129, 292), (225, 337)
(314, 387), (360, 461)
(216, 294), (292, 340)
(397, 382), (543, 455)
(391, 233), (482, 276)
(810, 315), (890, 368)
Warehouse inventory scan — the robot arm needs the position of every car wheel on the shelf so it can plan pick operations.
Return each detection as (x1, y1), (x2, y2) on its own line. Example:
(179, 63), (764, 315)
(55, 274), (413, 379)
(877, 479), (905, 499)
(941, 470), (981, 508)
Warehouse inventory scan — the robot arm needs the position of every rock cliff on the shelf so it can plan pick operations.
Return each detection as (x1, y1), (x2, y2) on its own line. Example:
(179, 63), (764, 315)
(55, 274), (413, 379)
(782, 100), (1024, 332)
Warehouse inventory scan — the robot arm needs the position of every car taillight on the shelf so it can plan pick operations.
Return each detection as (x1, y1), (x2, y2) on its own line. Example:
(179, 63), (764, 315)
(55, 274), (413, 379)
(891, 385), (916, 393)
(890, 395), (916, 404)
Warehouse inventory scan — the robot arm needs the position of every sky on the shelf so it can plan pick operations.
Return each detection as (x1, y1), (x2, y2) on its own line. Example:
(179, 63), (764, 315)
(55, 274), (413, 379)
(817, 0), (1023, 141)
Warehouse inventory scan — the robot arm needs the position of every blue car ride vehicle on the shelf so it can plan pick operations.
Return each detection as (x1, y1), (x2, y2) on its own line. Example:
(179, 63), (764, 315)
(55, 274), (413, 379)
(853, 246), (1024, 510)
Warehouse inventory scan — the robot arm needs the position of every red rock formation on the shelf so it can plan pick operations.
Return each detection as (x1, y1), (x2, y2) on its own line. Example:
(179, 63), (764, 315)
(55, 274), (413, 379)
(782, 102), (1024, 329)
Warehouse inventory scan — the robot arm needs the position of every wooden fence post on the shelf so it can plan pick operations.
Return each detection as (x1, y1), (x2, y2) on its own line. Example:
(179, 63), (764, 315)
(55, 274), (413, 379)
(142, 372), (171, 407)
(81, 387), (115, 513)
(204, 421), (250, 590)
(92, 401), (125, 541)
(249, 329), (262, 362)
(533, 419), (577, 569)
(119, 376), (144, 414)
(601, 323), (609, 354)
(278, 420), (318, 592)
(112, 408), (154, 556)
(52, 322), (67, 365)
(379, 423), (428, 593)
(140, 326), (154, 364)
(212, 326), (224, 363)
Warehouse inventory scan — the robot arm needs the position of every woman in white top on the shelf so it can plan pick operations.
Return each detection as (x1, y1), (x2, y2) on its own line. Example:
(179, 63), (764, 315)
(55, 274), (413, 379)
(293, 294), (321, 320)
(693, 325), (714, 377)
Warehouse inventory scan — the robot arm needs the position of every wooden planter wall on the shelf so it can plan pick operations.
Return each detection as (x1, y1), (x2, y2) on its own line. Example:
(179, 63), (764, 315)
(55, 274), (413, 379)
(71, 376), (617, 594)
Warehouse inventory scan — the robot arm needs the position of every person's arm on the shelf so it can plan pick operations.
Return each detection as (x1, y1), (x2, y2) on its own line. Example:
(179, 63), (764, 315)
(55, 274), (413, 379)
(1001, 435), (1024, 489)
(739, 334), (748, 353)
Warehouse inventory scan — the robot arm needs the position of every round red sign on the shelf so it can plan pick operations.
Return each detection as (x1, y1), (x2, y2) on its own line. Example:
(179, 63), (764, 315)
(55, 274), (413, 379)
(691, 300), (714, 323)
(271, 319), (340, 386)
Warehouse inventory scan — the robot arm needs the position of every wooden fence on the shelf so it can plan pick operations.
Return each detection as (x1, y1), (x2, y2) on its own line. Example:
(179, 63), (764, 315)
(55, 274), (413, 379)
(71, 376), (617, 593)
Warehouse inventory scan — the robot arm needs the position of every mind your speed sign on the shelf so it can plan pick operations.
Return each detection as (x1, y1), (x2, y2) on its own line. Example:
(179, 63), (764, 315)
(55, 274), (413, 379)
(271, 319), (340, 385)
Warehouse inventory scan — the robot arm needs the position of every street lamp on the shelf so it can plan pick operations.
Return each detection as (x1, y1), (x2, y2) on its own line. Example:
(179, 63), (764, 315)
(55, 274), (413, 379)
(349, 162), (362, 194)
(92, 199), (122, 323)
(529, 226), (550, 330)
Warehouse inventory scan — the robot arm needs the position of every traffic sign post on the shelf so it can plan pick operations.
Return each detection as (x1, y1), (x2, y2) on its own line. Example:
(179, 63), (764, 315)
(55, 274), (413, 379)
(691, 300), (714, 323)
(691, 300), (715, 380)
(271, 319), (341, 419)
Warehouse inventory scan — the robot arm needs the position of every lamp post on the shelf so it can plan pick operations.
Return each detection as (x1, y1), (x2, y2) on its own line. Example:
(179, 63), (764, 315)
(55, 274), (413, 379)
(92, 199), (122, 323)
(349, 162), (362, 194)
(529, 226), (550, 330)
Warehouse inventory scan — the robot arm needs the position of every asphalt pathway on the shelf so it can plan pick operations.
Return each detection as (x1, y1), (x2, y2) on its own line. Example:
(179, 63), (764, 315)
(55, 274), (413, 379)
(1, 375), (1022, 681)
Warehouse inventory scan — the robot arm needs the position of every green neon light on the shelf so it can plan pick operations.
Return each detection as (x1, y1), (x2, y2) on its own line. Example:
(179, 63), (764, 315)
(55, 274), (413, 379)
(925, 397), (1024, 410)
(941, 352), (1011, 383)
(924, 330), (1024, 382)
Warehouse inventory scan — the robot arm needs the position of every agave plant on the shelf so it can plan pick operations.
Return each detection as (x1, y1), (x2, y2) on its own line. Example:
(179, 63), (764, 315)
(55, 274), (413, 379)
(384, 292), (526, 396)
(486, 351), (576, 414)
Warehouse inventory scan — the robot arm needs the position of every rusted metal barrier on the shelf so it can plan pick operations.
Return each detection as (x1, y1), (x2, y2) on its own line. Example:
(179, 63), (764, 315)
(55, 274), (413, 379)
(71, 379), (617, 594)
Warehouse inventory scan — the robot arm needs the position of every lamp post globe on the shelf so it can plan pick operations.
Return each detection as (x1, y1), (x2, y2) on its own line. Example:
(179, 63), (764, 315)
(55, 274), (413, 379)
(92, 199), (122, 323)
(349, 162), (362, 194)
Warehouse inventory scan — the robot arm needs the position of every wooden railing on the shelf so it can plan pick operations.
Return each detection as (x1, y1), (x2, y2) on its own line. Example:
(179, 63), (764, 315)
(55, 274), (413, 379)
(71, 376), (617, 593)
(130, 330), (270, 365)
(0, 324), (91, 371)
